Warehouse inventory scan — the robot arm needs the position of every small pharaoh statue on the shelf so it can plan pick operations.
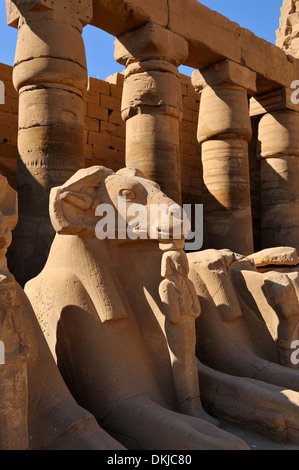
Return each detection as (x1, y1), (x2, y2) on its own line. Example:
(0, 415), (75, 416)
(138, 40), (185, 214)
(159, 249), (217, 423)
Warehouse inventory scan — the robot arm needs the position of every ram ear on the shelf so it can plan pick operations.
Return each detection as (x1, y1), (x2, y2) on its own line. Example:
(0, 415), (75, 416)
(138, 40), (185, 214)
(50, 166), (114, 236)
(117, 167), (161, 190)
(117, 167), (146, 179)
(60, 191), (95, 211)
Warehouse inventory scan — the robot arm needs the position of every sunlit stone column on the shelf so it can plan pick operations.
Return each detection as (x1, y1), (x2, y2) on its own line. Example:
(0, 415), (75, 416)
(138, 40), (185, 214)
(258, 109), (299, 251)
(6, 0), (92, 284)
(192, 60), (256, 255)
(114, 22), (188, 204)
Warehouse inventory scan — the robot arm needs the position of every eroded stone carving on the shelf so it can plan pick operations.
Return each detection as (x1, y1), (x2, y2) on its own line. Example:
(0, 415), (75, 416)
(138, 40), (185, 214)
(188, 248), (299, 443)
(0, 275), (29, 450)
(188, 249), (299, 381)
(0, 173), (124, 450)
(24, 164), (299, 448)
(6, 0), (92, 286)
(25, 165), (250, 450)
(159, 250), (212, 421)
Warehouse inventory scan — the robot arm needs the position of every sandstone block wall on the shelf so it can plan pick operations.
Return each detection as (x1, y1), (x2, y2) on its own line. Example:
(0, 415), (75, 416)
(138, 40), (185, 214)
(84, 73), (126, 173)
(179, 73), (202, 206)
(0, 62), (202, 207)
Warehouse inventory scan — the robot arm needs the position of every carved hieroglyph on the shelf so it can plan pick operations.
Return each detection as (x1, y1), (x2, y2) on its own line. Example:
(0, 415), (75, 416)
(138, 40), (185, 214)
(0, 173), (124, 450)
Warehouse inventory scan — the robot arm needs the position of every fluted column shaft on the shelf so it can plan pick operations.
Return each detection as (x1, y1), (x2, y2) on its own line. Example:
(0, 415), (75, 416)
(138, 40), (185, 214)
(6, 0), (92, 284)
(258, 109), (299, 251)
(115, 23), (188, 204)
(192, 60), (256, 255)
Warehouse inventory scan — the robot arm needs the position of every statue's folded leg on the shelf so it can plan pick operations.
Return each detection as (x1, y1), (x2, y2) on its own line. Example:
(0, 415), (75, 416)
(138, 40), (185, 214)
(18, 284), (125, 450)
(100, 394), (250, 450)
(0, 173), (124, 450)
(188, 250), (299, 393)
(197, 359), (299, 445)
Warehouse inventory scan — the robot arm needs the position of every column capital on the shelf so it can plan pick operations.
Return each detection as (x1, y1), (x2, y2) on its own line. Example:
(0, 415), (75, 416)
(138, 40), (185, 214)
(192, 59), (257, 95)
(258, 110), (299, 158)
(114, 22), (188, 67)
(6, 0), (93, 28)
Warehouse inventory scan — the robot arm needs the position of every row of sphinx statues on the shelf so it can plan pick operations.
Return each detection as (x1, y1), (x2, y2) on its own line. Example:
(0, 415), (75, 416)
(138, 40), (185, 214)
(2, 165), (299, 450)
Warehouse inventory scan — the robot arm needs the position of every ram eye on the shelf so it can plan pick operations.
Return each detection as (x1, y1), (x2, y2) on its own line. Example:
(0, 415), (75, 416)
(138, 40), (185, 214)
(120, 189), (136, 200)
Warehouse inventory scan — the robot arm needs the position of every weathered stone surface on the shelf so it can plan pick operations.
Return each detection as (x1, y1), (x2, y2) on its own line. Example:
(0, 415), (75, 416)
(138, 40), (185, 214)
(192, 60), (254, 255)
(276, 0), (299, 58)
(159, 249), (210, 421)
(0, 173), (125, 450)
(250, 88), (299, 116)
(7, 0), (91, 285)
(200, 139), (253, 255)
(116, 22), (188, 204)
(92, 0), (169, 36)
(91, 0), (299, 93)
(25, 165), (249, 450)
(248, 247), (299, 267)
(121, 68), (183, 121)
(196, 86), (252, 144)
(6, 0), (93, 28)
(4, 0), (299, 451)
(188, 249), (299, 442)
(115, 22), (188, 67)
(258, 111), (299, 251)
(192, 60), (257, 95)
(125, 114), (182, 204)
(259, 111), (299, 157)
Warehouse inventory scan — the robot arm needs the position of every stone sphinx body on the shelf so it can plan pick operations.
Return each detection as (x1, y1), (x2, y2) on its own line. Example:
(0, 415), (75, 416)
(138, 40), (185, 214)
(188, 248), (299, 387)
(25, 165), (299, 449)
(0, 174), (123, 450)
(25, 165), (249, 450)
(187, 248), (299, 442)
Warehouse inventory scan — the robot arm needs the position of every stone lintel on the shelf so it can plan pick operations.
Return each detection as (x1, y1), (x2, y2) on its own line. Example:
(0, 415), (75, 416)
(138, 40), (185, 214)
(191, 59), (257, 95)
(114, 22), (188, 67)
(250, 87), (299, 116)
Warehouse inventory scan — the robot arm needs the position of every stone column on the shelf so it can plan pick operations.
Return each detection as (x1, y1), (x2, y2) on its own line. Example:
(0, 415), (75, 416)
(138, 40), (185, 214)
(6, 0), (92, 285)
(114, 22), (188, 204)
(257, 108), (299, 251)
(249, 1), (299, 253)
(192, 60), (256, 255)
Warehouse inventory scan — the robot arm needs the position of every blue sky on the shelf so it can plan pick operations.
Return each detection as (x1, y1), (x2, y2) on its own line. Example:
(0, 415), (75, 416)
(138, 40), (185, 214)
(0, 0), (283, 79)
